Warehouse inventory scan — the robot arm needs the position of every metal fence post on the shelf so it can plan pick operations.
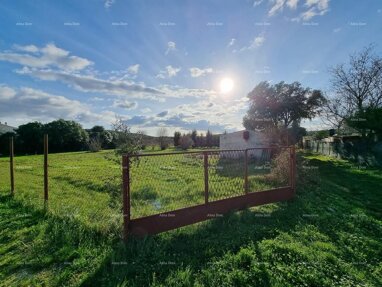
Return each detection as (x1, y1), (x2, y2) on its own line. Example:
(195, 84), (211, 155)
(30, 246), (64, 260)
(204, 152), (209, 204)
(44, 134), (49, 202)
(244, 149), (249, 193)
(10, 137), (14, 195)
(122, 155), (130, 241)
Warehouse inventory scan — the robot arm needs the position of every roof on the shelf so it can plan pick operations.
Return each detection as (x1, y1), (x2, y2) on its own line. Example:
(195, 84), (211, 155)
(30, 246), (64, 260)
(0, 123), (16, 135)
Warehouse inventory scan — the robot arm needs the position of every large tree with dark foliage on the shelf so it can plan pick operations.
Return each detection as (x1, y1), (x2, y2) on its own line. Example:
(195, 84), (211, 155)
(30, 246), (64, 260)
(173, 131), (181, 146)
(44, 119), (88, 152)
(243, 81), (324, 144)
(346, 107), (382, 141)
(89, 125), (113, 149)
(16, 122), (44, 154)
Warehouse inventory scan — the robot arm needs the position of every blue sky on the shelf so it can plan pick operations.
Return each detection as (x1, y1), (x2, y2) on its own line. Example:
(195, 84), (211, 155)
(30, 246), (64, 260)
(0, 0), (381, 135)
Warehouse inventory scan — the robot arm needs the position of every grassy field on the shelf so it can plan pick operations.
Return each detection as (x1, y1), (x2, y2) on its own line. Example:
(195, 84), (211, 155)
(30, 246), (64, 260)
(0, 149), (282, 227)
(0, 151), (381, 286)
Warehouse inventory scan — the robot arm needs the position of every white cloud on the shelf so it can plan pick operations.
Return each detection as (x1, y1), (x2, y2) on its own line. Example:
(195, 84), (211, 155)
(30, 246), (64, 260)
(104, 0), (115, 8)
(124, 97), (247, 133)
(141, 108), (152, 113)
(333, 27), (341, 33)
(165, 41), (176, 55)
(287, 0), (299, 9)
(269, 0), (286, 16)
(238, 34), (265, 52)
(253, 0), (264, 6)
(0, 85), (17, 100)
(189, 67), (213, 78)
(305, 0), (329, 10)
(0, 43), (92, 71)
(0, 85), (114, 126)
(156, 65), (181, 79)
(127, 64), (140, 74)
(17, 68), (164, 100)
(258, 0), (329, 20)
(113, 99), (137, 109)
(13, 44), (39, 53)
(227, 38), (236, 47)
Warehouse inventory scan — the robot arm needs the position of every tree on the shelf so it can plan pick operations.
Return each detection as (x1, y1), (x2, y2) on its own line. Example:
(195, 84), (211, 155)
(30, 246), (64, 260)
(179, 135), (193, 150)
(89, 125), (113, 149)
(243, 81), (325, 131)
(112, 117), (143, 157)
(346, 107), (382, 141)
(16, 122), (44, 154)
(324, 46), (382, 133)
(191, 130), (197, 147)
(206, 130), (213, 147)
(173, 131), (181, 147)
(0, 131), (16, 156)
(44, 119), (88, 152)
(157, 127), (168, 150)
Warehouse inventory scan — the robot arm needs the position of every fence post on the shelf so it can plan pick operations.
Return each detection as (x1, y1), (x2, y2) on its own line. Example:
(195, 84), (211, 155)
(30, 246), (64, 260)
(122, 155), (130, 241)
(9, 137), (14, 195)
(244, 149), (249, 193)
(44, 134), (49, 202)
(204, 152), (209, 204)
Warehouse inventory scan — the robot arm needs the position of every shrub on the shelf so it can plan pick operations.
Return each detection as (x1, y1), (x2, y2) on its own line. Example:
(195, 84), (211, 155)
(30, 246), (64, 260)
(179, 135), (194, 150)
(268, 149), (290, 185)
(88, 137), (102, 152)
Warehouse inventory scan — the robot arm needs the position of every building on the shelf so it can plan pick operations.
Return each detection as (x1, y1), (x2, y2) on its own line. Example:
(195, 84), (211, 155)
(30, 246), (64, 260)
(0, 122), (16, 135)
(219, 130), (269, 158)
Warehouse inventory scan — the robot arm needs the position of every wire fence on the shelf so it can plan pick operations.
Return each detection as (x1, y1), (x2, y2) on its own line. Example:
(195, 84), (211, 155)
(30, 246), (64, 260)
(0, 135), (295, 236)
(128, 147), (293, 220)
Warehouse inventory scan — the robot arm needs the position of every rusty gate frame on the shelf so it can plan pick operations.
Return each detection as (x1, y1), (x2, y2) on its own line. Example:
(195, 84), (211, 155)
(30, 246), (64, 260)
(122, 146), (296, 238)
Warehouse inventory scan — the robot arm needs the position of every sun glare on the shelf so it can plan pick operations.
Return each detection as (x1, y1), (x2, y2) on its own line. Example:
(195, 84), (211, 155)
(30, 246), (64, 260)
(219, 77), (234, 94)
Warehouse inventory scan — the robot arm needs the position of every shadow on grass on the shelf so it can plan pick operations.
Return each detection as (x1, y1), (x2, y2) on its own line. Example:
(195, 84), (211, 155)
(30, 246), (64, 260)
(0, 194), (116, 286)
(1, 154), (381, 286)
(82, 155), (382, 286)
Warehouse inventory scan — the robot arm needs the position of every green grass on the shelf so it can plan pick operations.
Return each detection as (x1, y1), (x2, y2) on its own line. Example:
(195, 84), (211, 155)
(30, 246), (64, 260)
(0, 151), (381, 286)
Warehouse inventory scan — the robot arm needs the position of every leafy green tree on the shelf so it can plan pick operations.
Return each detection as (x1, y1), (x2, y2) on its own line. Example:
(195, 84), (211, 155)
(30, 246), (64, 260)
(206, 130), (213, 147)
(346, 107), (382, 140)
(16, 122), (44, 154)
(89, 125), (113, 149)
(174, 131), (181, 146)
(44, 119), (88, 152)
(0, 132), (16, 156)
(191, 130), (197, 147)
(243, 81), (325, 131)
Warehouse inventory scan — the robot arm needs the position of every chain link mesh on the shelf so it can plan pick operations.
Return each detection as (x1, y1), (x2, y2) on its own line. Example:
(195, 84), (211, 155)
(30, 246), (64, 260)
(208, 150), (245, 201)
(129, 153), (204, 219)
(0, 156), (10, 194)
(1, 139), (293, 231)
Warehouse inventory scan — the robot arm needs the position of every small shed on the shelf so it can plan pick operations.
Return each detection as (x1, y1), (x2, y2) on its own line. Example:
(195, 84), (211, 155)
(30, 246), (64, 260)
(219, 130), (269, 158)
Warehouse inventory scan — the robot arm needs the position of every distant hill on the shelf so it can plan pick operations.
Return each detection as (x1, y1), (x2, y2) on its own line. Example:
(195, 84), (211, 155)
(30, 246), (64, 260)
(0, 123), (16, 135)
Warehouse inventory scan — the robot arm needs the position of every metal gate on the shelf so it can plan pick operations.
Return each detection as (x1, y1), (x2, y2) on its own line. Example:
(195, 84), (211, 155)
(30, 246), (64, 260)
(122, 146), (296, 237)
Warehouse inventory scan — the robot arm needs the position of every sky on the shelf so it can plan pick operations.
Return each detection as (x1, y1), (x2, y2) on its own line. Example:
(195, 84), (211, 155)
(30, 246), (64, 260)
(0, 0), (381, 135)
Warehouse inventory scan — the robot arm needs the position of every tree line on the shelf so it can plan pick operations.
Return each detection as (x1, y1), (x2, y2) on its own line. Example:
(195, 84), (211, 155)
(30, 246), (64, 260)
(173, 129), (219, 150)
(0, 119), (115, 155)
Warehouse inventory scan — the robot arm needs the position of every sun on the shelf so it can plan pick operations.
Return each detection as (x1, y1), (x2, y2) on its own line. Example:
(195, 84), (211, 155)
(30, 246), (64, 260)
(219, 77), (234, 94)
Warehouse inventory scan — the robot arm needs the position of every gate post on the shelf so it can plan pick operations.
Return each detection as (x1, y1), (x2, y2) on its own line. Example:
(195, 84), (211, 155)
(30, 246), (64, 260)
(204, 152), (209, 204)
(10, 137), (14, 195)
(44, 134), (49, 202)
(122, 155), (130, 241)
(244, 149), (249, 193)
